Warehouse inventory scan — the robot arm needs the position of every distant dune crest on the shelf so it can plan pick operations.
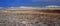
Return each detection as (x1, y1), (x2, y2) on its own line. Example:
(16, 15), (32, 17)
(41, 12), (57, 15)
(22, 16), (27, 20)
(0, 5), (60, 10)
(46, 5), (60, 7)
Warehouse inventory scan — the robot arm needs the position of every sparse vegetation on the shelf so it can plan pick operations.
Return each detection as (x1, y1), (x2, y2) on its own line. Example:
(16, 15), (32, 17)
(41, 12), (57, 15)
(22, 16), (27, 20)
(0, 9), (60, 26)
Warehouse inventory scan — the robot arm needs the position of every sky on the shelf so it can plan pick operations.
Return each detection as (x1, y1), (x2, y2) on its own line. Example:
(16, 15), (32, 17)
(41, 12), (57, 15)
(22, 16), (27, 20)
(0, 0), (60, 7)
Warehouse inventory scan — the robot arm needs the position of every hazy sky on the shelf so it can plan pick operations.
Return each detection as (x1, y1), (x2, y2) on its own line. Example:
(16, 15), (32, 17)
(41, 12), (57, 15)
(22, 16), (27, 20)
(0, 0), (60, 7)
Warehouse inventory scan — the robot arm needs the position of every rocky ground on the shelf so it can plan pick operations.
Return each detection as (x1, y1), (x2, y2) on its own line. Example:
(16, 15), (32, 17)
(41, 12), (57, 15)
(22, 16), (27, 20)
(0, 12), (60, 26)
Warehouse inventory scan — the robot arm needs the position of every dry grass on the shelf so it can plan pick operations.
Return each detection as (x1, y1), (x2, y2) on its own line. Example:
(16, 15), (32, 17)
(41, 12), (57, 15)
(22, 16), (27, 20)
(0, 9), (60, 16)
(0, 9), (60, 26)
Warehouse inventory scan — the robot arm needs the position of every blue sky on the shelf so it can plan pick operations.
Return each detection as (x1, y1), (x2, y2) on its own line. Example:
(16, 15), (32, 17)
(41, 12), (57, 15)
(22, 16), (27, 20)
(0, 0), (60, 7)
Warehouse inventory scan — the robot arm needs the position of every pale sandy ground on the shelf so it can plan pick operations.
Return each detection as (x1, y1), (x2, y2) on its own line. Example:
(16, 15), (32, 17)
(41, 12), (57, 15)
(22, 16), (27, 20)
(0, 11), (60, 26)
(0, 8), (60, 26)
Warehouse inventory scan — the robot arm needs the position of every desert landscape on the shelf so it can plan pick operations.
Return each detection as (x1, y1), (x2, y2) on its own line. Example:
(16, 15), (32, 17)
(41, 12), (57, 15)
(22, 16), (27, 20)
(0, 7), (60, 26)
